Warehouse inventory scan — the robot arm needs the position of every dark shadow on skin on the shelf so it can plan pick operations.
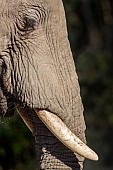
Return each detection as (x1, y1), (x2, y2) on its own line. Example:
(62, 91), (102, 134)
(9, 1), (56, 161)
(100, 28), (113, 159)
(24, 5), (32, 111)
(35, 125), (80, 169)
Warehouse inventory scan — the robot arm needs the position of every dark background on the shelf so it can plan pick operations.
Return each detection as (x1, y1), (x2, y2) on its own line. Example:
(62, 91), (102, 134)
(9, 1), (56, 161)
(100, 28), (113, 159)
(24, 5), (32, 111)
(0, 0), (113, 169)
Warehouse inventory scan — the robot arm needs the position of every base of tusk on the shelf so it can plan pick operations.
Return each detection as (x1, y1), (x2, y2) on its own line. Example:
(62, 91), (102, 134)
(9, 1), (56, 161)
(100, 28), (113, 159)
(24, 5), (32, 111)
(35, 109), (99, 161)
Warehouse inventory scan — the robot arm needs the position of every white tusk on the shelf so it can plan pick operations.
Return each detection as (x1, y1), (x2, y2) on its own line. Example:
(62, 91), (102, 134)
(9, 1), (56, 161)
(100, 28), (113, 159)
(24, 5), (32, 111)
(35, 109), (99, 161)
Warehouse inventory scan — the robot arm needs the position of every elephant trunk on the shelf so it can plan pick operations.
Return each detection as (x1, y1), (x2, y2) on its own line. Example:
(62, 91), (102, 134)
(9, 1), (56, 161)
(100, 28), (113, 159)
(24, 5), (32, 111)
(32, 112), (84, 170)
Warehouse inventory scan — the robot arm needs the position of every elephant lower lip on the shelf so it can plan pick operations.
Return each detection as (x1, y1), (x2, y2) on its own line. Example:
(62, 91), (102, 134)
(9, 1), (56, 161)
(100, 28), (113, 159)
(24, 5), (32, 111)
(35, 109), (99, 161)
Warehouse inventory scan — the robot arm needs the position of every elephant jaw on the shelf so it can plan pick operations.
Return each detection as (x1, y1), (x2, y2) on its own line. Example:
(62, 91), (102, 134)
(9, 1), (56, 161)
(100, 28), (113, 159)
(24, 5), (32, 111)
(35, 110), (99, 161)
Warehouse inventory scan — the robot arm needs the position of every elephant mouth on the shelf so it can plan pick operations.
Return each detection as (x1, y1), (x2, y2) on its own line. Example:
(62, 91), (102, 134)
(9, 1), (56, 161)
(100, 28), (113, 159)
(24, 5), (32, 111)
(0, 93), (15, 118)
(17, 106), (98, 161)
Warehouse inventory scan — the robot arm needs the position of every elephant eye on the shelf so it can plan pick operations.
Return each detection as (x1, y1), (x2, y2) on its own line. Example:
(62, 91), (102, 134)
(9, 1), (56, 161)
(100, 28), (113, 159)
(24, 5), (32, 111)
(23, 17), (36, 31)
(16, 16), (36, 34)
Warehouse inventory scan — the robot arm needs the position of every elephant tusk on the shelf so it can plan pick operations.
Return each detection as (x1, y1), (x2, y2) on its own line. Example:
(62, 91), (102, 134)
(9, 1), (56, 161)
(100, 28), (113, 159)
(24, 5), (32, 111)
(17, 107), (33, 132)
(35, 109), (99, 161)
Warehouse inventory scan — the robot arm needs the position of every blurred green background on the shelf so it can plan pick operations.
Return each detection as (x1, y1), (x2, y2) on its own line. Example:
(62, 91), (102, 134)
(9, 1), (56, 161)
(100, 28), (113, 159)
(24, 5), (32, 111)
(0, 0), (113, 169)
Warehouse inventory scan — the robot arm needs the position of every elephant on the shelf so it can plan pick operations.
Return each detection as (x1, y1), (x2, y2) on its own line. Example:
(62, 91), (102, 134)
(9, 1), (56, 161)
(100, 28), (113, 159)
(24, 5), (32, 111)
(0, 0), (98, 169)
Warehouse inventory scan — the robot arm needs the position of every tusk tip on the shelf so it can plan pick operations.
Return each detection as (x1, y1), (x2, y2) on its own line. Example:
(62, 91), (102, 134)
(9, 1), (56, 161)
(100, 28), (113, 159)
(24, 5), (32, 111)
(74, 150), (99, 161)
(93, 153), (99, 161)
(86, 150), (99, 161)
(89, 149), (99, 161)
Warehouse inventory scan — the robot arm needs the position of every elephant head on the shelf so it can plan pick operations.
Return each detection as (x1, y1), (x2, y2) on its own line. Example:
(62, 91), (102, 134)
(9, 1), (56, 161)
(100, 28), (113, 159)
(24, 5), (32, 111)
(0, 0), (98, 169)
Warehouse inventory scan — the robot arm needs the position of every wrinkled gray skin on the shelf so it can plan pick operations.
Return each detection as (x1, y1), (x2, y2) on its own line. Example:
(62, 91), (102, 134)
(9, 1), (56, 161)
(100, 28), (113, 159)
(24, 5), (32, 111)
(0, 0), (86, 169)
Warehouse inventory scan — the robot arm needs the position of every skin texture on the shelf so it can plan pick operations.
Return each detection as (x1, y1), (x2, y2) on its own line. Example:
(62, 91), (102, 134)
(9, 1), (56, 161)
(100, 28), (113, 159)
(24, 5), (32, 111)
(0, 0), (86, 169)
